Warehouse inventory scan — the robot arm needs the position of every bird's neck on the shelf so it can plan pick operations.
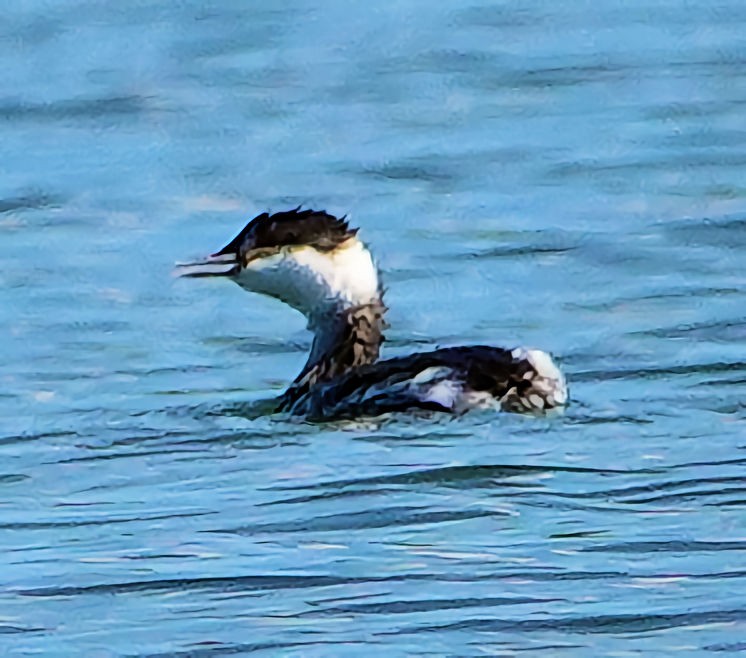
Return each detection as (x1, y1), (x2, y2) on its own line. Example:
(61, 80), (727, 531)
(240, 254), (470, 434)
(280, 299), (387, 407)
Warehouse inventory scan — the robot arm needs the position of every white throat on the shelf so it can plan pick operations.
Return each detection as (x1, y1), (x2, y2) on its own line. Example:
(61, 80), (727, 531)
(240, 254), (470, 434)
(235, 237), (381, 328)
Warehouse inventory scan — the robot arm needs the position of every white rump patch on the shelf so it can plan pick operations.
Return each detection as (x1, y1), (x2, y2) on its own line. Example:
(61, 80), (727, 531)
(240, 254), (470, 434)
(510, 347), (568, 410)
(526, 349), (563, 383)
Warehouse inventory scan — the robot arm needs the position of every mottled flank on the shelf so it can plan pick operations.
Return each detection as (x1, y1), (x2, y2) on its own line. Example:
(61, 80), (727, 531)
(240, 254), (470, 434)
(283, 345), (567, 420)
(503, 348), (568, 412)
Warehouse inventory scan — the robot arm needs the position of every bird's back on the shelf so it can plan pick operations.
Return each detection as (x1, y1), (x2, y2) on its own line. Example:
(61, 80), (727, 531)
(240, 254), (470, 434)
(279, 345), (567, 420)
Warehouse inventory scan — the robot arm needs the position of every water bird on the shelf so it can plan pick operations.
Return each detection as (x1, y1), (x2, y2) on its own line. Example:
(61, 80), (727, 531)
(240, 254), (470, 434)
(177, 208), (567, 420)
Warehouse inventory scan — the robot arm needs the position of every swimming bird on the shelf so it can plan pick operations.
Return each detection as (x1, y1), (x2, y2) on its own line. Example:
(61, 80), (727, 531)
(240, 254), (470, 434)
(177, 208), (567, 420)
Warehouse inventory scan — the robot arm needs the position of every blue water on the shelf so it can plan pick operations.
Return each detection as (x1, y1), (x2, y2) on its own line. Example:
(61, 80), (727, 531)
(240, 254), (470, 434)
(2, 1), (746, 655)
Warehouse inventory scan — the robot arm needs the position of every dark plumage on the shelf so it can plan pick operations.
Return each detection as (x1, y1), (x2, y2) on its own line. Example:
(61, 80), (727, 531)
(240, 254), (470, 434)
(178, 208), (567, 420)
(282, 345), (550, 420)
(213, 208), (357, 259)
(278, 301), (388, 410)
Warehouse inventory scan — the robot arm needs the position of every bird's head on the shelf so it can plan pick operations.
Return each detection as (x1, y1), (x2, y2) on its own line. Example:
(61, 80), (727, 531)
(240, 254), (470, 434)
(176, 208), (381, 324)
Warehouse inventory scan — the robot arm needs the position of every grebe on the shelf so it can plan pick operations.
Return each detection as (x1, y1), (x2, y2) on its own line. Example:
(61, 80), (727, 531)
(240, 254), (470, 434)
(177, 208), (567, 420)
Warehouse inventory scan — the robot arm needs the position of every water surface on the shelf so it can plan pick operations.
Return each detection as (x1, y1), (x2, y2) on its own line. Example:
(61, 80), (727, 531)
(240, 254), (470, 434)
(1, 1), (745, 655)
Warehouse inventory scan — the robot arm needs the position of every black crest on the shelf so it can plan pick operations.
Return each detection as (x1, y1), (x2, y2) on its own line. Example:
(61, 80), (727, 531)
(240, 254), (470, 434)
(213, 208), (357, 257)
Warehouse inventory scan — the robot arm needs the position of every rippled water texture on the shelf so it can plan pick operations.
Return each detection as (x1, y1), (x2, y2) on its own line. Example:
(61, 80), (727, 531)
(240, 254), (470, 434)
(2, 1), (746, 655)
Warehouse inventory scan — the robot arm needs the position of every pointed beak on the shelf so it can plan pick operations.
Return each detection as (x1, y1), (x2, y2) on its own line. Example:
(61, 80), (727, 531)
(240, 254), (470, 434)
(173, 253), (240, 278)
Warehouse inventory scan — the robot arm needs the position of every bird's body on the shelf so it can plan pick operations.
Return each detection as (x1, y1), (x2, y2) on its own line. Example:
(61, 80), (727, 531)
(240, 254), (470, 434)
(177, 209), (567, 421)
(280, 343), (566, 421)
